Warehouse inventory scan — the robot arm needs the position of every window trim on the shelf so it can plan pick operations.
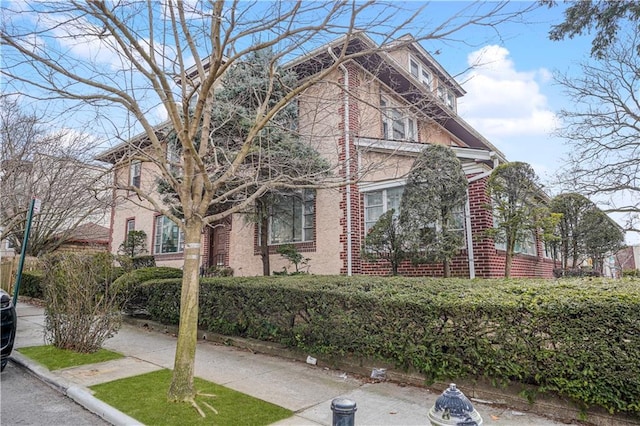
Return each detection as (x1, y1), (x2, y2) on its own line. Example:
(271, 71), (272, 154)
(125, 218), (135, 235)
(363, 185), (404, 233)
(380, 95), (417, 142)
(129, 160), (141, 188)
(153, 215), (184, 255)
(437, 85), (456, 110)
(268, 189), (315, 245)
(409, 55), (433, 90)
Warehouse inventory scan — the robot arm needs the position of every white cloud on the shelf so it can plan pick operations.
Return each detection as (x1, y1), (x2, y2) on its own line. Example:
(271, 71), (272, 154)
(457, 45), (557, 139)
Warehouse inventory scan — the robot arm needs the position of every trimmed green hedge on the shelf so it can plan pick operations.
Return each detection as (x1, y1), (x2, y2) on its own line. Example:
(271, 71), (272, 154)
(112, 267), (183, 315)
(126, 275), (640, 415)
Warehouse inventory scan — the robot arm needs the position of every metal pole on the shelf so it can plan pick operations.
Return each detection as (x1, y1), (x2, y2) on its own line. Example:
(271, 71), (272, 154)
(12, 198), (38, 306)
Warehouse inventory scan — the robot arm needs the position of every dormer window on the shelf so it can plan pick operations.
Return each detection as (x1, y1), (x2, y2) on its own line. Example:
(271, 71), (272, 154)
(380, 96), (417, 142)
(409, 56), (433, 90)
(438, 86), (456, 111)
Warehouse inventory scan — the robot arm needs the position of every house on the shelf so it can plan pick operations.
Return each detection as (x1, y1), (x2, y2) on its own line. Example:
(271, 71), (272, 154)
(616, 245), (640, 273)
(97, 33), (555, 278)
(51, 223), (110, 254)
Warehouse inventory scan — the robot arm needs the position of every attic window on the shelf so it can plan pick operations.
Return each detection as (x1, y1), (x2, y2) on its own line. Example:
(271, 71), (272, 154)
(409, 56), (433, 90)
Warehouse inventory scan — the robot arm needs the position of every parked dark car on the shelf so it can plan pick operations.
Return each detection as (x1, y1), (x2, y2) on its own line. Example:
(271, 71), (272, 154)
(1, 289), (17, 371)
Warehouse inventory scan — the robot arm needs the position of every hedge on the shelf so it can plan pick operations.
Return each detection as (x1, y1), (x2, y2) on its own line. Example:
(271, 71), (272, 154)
(19, 271), (44, 299)
(112, 267), (183, 315)
(121, 275), (640, 415)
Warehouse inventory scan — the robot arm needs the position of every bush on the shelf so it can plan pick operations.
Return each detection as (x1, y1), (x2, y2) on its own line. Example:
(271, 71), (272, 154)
(113, 267), (183, 315)
(42, 253), (123, 353)
(622, 269), (639, 278)
(134, 275), (640, 415)
(19, 271), (44, 299)
(553, 267), (601, 278)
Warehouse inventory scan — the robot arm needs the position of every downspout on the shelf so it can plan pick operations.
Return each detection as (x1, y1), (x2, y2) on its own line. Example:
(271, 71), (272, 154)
(329, 46), (353, 276)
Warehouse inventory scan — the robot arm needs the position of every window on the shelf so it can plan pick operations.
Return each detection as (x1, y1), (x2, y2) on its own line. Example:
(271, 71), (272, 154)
(167, 143), (182, 175)
(130, 161), (141, 188)
(364, 186), (403, 233)
(269, 190), (315, 244)
(409, 56), (433, 90)
(154, 215), (184, 254)
(437, 86), (455, 110)
(380, 96), (417, 142)
(126, 218), (135, 234)
(495, 231), (537, 256)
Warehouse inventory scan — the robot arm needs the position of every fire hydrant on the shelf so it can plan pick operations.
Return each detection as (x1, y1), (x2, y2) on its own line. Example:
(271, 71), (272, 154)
(428, 383), (483, 426)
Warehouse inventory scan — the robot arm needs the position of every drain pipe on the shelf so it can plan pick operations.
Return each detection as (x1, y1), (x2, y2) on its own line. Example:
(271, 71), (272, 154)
(329, 46), (353, 276)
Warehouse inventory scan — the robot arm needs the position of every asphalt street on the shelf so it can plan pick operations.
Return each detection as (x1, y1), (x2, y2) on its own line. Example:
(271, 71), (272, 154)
(0, 360), (109, 426)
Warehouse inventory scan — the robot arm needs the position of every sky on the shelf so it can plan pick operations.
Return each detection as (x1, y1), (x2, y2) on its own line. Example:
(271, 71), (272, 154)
(2, 1), (636, 243)
(417, 3), (638, 244)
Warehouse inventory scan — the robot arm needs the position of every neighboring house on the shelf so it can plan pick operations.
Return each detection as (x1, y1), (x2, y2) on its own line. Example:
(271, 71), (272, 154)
(52, 223), (110, 254)
(97, 34), (555, 278)
(617, 245), (640, 272)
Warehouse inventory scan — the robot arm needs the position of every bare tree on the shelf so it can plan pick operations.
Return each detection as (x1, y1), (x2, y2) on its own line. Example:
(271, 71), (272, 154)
(0, 96), (110, 255)
(0, 0), (536, 411)
(554, 31), (640, 236)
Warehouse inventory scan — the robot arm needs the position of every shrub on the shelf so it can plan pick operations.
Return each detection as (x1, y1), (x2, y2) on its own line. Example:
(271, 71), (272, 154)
(622, 269), (639, 278)
(113, 267), (183, 315)
(553, 267), (601, 278)
(42, 253), (123, 353)
(19, 271), (44, 299)
(134, 275), (640, 415)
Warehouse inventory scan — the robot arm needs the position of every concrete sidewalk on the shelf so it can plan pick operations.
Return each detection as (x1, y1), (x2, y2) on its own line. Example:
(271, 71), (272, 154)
(11, 302), (573, 426)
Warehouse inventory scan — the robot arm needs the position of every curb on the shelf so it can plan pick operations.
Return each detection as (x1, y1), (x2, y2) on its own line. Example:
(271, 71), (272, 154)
(10, 352), (143, 426)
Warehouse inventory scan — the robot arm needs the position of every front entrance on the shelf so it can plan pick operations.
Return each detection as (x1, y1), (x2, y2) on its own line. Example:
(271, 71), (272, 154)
(208, 218), (230, 268)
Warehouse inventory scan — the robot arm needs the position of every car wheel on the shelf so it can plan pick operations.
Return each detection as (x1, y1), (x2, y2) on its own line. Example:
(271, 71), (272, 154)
(1, 359), (7, 372)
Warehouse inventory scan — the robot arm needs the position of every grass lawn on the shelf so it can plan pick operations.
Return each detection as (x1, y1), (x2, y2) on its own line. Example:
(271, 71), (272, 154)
(90, 369), (293, 425)
(17, 345), (124, 370)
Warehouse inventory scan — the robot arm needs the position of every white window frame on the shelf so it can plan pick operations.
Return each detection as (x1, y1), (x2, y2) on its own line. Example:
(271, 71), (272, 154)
(437, 85), (456, 110)
(380, 96), (417, 142)
(364, 186), (404, 233)
(495, 231), (537, 256)
(129, 160), (141, 188)
(268, 190), (315, 245)
(154, 215), (184, 254)
(409, 55), (433, 90)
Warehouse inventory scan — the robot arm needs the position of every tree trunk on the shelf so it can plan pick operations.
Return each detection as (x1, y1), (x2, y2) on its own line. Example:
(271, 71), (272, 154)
(168, 219), (202, 402)
(258, 199), (270, 276)
(505, 237), (515, 278)
(443, 259), (451, 278)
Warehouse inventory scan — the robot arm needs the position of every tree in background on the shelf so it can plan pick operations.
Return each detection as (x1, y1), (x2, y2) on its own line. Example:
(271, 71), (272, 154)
(550, 193), (595, 270)
(581, 208), (625, 275)
(1, 0), (538, 411)
(362, 209), (408, 276)
(0, 97), (110, 256)
(546, 0), (640, 58)
(486, 162), (543, 278)
(118, 230), (148, 258)
(551, 31), (640, 239)
(399, 145), (468, 278)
